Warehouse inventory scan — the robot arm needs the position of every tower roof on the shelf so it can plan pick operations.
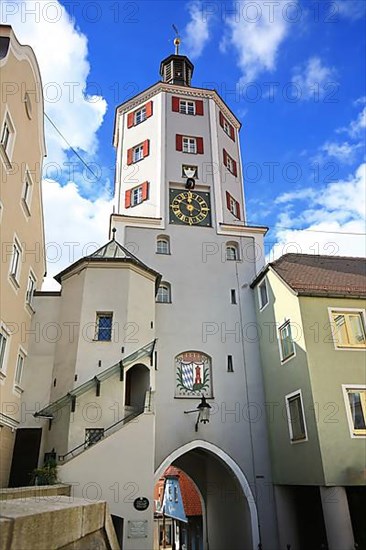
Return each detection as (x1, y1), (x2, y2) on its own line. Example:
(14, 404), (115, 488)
(54, 237), (161, 284)
(160, 54), (194, 87)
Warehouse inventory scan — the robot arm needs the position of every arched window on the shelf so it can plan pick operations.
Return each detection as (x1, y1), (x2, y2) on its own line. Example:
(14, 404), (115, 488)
(156, 282), (171, 303)
(156, 235), (170, 255)
(226, 242), (239, 261)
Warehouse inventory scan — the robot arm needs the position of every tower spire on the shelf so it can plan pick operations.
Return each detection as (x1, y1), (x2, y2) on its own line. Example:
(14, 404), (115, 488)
(160, 26), (194, 87)
(172, 24), (181, 55)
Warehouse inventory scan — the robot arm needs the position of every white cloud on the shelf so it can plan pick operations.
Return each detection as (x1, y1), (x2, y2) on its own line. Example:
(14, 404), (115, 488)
(270, 163), (366, 259)
(336, 103), (366, 140)
(292, 57), (337, 101)
(1, 0), (107, 166)
(348, 107), (366, 138)
(41, 179), (114, 290)
(221, 0), (293, 83)
(183, 1), (212, 59)
(275, 189), (316, 204)
(320, 141), (362, 164)
(333, 0), (366, 20)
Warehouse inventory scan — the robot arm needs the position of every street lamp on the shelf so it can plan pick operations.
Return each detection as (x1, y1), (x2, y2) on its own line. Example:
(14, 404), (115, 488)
(184, 395), (212, 432)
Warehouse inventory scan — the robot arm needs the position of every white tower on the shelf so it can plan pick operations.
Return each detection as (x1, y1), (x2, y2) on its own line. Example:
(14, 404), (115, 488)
(19, 39), (279, 550)
(111, 43), (278, 549)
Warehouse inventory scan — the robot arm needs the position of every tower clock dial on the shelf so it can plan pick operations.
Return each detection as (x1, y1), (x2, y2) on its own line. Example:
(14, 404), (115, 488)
(169, 189), (211, 226)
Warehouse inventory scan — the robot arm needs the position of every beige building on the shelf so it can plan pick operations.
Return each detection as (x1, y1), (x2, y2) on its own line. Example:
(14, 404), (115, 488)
(251, 253), (366, 550)
(0, 25), (46, 487)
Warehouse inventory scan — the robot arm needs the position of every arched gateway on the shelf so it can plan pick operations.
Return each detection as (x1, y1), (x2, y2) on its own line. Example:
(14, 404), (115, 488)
(155, 441), (260, 550)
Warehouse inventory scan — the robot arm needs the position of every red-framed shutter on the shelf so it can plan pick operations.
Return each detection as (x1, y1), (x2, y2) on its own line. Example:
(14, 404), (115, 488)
(176, 134), (183, 151)
(229, 125), (235, 141)
(219, 112), (224, 128)
(236, 200), (241, 220)
(125, 190), (132, 208)
(172, 97), (180, 112)
(196, 137), (204, 154)
(223, 149), (228, 165)
(232, 159), (238, 177)
(142, 139), (150, 157)
(195, 100), (204, 116)
(145, 101), (153, 118)
(127, 147), (133, 165)
(127, 112), (134, 128)
(226, 191), (231, 210)
(141, 181), (149, 201)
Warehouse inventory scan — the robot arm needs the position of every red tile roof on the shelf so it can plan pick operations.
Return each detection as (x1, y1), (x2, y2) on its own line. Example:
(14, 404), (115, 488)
(251, 254), (366, 297)
(154, 466), (202, 517)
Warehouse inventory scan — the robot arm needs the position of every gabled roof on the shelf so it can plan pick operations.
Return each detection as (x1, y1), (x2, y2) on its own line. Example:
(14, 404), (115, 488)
(54, 238), (161, 284)
(251, 253), (366, 298)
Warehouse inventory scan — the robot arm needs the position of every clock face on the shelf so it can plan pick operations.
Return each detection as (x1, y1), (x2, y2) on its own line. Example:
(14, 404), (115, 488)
(169, 189), (211, 226)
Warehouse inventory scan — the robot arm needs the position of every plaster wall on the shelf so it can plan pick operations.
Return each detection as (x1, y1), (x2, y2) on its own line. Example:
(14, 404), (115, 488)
(300, 295), (366, 486)
(0, 27), (46, 485)
(59, 411), (155, 550)
(253, 270), (324, 485)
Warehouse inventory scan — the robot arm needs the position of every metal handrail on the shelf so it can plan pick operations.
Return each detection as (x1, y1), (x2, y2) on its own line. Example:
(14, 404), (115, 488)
(58, 406), (144, 462)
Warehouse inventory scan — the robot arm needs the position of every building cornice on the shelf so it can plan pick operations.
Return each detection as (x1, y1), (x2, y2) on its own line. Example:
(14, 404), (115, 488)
(218, 223), (268, 237)
(0, 412), (19, 430)
(113, 82), (242, 148)
(0, 25), (46, 158)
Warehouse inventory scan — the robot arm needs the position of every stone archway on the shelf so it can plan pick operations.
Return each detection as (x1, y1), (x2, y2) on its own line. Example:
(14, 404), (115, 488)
(155, 440), (259, 550)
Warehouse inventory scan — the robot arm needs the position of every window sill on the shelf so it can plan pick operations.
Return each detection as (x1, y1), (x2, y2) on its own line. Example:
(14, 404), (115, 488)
(290, 435), (307, 444)
(0, 146), (12, 171)
(21, 198), (31, 217)
(13, 384), (24, 396)
(0, 370), (6, 381)
(9, 274), (20, 290)
(334, 345), (366, 351)
(25, 302), (36, 315)
(92, 339), (112, 343)
(281, 351), (295, 363)
(156, 301), (172, 304)
(156, 252), (171, 255)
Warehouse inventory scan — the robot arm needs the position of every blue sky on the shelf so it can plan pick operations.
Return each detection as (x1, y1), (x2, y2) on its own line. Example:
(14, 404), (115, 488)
(1, 0), (365, 286)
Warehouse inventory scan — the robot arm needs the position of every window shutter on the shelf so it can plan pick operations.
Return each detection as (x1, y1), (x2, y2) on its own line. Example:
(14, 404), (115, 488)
(233, 159), (238, 177)
(141, 181), (149, 201)
(223, 149), (228, 165)
(125, 190), (132, 208)
(143, 139), (150, 157)
(145, 101), (153, 118)
(195, 100), (204, 116)
(226, 191), (231, 210)
(219, 112), (224, 128)
(127, 112), (134, 128)
(236, 200), (241, 220)
(172, 97), (180, 112)
(127, 147), (133, 165)
(229, 125), (235, 141)
(176, 134), (183, 151)
(196, 137), (204, 154)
